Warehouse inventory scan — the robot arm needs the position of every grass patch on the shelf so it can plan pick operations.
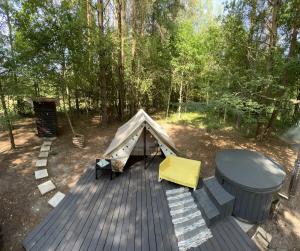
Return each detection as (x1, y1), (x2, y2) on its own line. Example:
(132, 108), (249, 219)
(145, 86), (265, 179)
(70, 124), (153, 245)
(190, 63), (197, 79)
(159, 112), (230, 131)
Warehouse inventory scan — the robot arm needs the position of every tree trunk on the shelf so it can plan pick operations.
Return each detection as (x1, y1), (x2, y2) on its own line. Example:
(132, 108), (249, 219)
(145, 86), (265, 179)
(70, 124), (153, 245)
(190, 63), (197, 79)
(166, 81), (172, 118)
(185, 84), (189, 113)
(293, 92), (300, 121)
(97, 0), (108, 127)
(116, 0), (125, 121)
(130, 0), (137, 116)
(236, 113), (242, 130)
(266, 0), (279, 74)
(86, 0), (92, 69)
(178, 76), (183, 118)
(0, 82), (15, 149)
(247, 0), (257, 66)
(257, 0), (280, 137)
(75, 86), (80, 114)
(264, 1), (300, 135)
(4, 0), (17, 84)
(223, 107), (227, 123)
(66, 85), (72, 112)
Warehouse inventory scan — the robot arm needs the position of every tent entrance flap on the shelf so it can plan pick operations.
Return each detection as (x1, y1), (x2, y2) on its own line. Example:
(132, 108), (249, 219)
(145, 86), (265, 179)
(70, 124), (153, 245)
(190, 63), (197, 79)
(104, 109), (178, 172)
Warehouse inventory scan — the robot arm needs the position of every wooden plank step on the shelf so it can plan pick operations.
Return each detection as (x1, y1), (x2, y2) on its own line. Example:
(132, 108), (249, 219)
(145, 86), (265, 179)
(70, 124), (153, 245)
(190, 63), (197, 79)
(192, 188), (220, 226)
(203, 176), (235, 217)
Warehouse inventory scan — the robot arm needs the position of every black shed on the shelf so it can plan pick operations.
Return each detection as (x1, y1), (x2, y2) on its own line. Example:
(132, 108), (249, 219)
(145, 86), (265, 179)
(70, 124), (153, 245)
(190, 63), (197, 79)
(215, 149), (286, 223)
(33, 98), (58, 137)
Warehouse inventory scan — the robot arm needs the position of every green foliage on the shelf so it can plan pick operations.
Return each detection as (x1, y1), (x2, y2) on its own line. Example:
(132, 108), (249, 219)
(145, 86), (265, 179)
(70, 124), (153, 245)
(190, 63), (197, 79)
(0, 111), (20, 130)
(0, 0), (299, 138)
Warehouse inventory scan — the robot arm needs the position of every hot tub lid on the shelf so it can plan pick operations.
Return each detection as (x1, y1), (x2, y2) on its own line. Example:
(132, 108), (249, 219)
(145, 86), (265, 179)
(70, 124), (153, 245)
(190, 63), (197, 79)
(216, 149), (286, 192)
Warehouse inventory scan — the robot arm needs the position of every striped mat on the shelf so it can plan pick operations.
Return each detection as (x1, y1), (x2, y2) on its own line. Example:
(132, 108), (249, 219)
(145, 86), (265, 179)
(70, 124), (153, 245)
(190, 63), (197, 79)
(166, 187), (213, 251)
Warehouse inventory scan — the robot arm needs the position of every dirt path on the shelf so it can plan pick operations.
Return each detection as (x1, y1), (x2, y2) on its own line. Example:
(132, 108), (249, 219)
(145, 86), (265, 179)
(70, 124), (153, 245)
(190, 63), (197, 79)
(0, 114), (299, 250)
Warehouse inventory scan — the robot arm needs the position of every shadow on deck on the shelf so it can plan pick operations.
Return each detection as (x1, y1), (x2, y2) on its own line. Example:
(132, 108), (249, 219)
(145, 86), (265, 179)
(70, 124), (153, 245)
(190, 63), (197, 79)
(23, 158), (258, 251)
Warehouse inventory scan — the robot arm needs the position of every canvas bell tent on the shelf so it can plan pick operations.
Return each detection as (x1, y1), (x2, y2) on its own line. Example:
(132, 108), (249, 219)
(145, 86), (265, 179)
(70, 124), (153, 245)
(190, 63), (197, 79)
(103, 109), (178, 172)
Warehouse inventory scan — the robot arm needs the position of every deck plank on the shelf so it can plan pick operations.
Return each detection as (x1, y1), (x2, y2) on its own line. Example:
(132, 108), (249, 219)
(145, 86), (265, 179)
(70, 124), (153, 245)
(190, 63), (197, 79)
(109, 169), (131, 251)
(79, 174), (119, 251)
(59, 177), (110, 251)
(26, 168), (94, 251)
(134, 164), (143, 251)
(71, 177), (112, 251)
(140, 164), (150, 251)
(23, 158), (258, 251)
(104, 170), (131, 251)
(23, 167), (93, 249)
(94, 170), (127, 251)
(148, 162), (166, 251)
(125, 164), (138, 251)
(32, 170), (98, 251)
(145, 164), (157, 251)
(227, 217), (259, 250)
(151, 167), (178, 251)
(117, 167), (133, 251)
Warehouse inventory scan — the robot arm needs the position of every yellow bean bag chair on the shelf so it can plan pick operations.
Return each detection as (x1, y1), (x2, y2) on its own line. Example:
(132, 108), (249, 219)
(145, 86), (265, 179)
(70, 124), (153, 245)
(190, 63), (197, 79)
(159, 155), (201, 190)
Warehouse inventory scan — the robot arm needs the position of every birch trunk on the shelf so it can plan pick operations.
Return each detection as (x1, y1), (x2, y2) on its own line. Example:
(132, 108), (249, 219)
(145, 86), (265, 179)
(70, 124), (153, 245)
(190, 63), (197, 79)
(178, 75), (183, 118)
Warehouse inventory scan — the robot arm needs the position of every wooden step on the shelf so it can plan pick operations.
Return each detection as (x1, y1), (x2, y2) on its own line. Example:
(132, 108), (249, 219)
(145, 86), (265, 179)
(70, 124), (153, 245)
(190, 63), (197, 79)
(203, 176), (235, 217)
(192, 188), (220, 227)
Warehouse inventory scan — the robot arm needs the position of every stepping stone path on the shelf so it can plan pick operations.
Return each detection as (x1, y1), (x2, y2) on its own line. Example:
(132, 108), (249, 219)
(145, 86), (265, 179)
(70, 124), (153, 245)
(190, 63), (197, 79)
(40, 145), (51, 152)
(38, 180), (56, 195)
(43, 141), (52, 147)
(36, 159), (47, 168)
(48, 192), (65, 208)
(38, 151), (49, 158)
(33, 137), (65, 207)
(35, 169), (48, 180)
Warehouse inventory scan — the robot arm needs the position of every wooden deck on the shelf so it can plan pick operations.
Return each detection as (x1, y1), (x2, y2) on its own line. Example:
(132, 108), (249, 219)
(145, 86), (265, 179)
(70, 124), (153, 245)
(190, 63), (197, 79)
(23, 158), (258, 251)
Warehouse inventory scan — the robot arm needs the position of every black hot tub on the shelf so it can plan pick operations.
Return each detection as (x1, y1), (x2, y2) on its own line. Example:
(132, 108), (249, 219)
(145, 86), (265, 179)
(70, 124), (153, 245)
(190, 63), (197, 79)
(215, 149), (286, 223)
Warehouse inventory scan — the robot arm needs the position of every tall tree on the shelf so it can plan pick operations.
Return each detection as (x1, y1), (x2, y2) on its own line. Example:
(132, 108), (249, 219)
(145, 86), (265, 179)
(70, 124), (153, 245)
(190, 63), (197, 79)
(1, 0), (16, 149)
(264, 0), (300, 135)
(130, 0), (137, 115)
(97, 0), (108, 127)
(116, 0), (126, 120)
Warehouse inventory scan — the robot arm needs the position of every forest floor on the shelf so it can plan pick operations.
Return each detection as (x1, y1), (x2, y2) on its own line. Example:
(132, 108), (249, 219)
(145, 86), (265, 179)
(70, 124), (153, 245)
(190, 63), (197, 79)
(0, 112), (299, 251)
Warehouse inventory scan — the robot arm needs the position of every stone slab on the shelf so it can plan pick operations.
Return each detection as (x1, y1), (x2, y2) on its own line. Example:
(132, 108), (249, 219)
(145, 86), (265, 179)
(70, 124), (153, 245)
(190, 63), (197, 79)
(48, 191), (65, 208)
(40, 145), (51, 152)
(35, 169), (49, 180)
(36, 159), (47, 168)
(38, 180), (56, 195)
(234, 217), (254, 233)
(38, 151), (49, 158)
(43, 137), (57, 141)
(43, 141), (52, 147)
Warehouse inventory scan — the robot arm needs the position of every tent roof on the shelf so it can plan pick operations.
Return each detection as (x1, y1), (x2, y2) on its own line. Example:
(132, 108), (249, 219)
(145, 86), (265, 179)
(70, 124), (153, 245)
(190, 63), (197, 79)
(104, 109), (178, 156)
